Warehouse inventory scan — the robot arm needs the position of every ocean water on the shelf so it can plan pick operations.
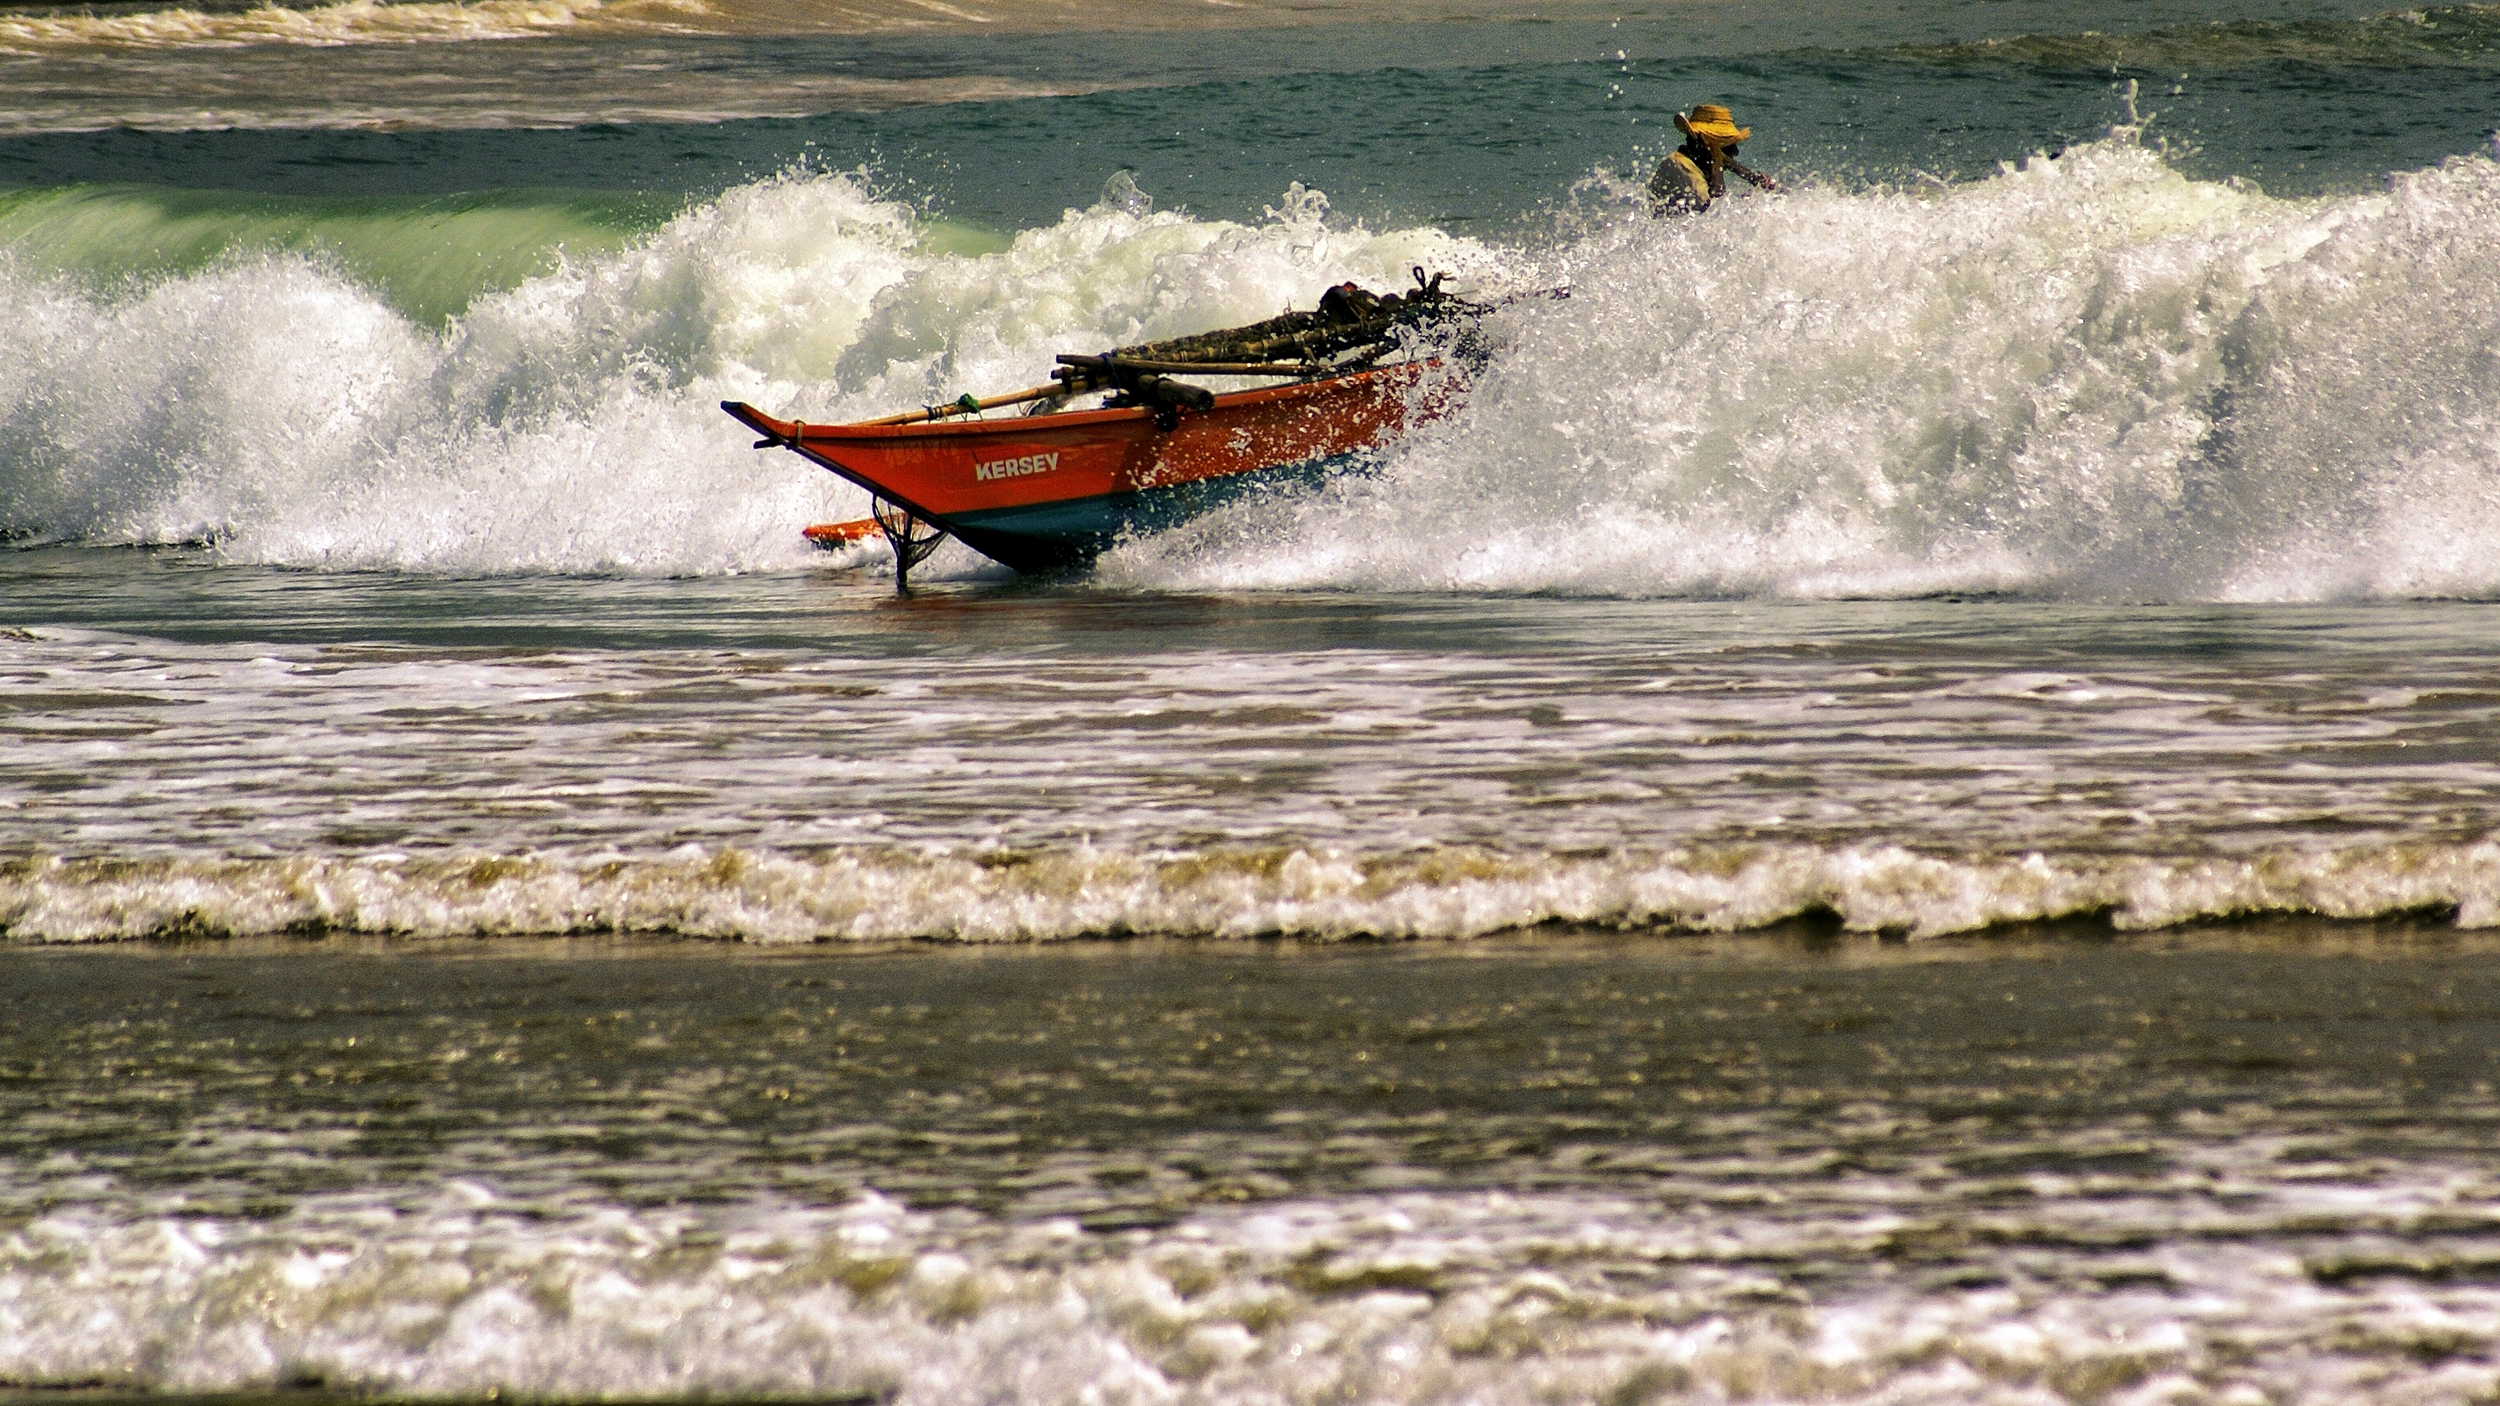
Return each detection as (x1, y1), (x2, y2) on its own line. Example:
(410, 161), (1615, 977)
(6, 0), (2500, 1400)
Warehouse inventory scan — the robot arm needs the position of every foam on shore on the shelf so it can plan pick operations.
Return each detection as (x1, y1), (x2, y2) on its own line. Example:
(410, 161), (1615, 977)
(7, 838), (2499, 944)
(7, 1173), (2498, 1404)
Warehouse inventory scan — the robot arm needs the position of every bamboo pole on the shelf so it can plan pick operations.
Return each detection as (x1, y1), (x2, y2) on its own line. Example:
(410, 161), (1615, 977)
(1054, 355), (1335, 378)
(853, 381), (1087, 427)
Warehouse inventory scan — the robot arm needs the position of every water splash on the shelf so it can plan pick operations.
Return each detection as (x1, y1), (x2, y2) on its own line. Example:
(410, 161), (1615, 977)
(1111, 140), (2500, 601)
(5, 143), (2498, 593)
(0, 170), (1478, 573)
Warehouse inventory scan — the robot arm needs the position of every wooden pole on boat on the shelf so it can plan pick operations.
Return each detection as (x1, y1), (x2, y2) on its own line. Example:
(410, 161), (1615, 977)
(849, 356), (1327, 431)
(855, 328), (1443, 434)
(855, 382), (1082, 427)
(1055, 354), (1330, 378)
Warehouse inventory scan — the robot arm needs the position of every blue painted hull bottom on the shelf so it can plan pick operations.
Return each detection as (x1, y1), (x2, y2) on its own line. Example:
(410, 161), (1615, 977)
(936, 452), (1359, 575)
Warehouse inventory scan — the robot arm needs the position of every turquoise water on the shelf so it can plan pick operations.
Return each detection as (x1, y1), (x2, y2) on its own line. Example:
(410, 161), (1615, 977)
(6, 2), (2500, 1401)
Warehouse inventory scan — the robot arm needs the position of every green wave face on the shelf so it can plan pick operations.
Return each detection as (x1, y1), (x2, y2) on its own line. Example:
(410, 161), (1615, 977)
(0, 186), (684, 324)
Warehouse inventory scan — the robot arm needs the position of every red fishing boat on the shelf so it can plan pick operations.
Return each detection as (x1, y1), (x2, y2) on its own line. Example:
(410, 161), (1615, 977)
(724, 272), (1486, 585)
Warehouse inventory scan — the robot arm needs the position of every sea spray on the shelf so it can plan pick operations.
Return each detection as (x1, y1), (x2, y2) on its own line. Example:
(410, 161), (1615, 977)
(4, 142), (2497, 592)
(1111, 140), (2500, 600)
(0, 172), (1478, 571)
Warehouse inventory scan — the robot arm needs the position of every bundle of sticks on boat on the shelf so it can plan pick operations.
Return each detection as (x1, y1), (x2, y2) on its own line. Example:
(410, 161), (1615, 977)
(1062, 266), (1478, 379)
(865, 267), (1485, 427)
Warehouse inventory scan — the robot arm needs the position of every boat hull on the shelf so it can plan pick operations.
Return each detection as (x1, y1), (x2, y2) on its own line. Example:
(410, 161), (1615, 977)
(726, 361), (1439, 573)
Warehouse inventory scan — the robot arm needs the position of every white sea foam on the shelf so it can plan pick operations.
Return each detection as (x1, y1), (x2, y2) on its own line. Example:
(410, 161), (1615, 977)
(0, 173), (1478, 573)
(8, 593), (2496, 943)
(4, 144), (2498, 593)
(5, 1173), (2497, 1403)
(5, 838), (2498, 944)
(1112, 142), (2500, 600)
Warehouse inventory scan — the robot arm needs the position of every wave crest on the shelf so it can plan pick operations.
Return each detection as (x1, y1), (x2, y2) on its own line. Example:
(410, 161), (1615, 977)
(8, 838), (2498, 944)
(1112, 141), (2500, 600)
(6, 144), (2499, 595)
(0, 171), (1475, 572)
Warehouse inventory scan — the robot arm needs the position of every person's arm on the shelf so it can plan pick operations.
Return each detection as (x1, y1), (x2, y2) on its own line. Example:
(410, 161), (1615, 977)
(1725, 159), (1781, 193)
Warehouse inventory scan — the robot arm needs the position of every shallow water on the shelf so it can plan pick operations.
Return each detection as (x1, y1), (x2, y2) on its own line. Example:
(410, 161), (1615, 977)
(6, 931), (2500, 1404)
(8, 551), (2500, 943)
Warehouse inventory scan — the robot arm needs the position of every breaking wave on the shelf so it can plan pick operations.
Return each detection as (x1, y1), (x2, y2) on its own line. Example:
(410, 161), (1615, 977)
(0, 172), (1475, 573)
(7, 838), (2499, 944)
(4, 136), (2499, 595)
(1113, 140), (2500, 600)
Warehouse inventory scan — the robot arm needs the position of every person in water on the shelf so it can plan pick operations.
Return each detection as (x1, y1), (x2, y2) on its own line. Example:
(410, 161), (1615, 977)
(1649, 103), (1780, 215)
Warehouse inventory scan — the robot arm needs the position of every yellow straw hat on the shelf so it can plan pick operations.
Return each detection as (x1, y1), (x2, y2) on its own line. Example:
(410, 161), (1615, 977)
(1675, 103), (1751, 146)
